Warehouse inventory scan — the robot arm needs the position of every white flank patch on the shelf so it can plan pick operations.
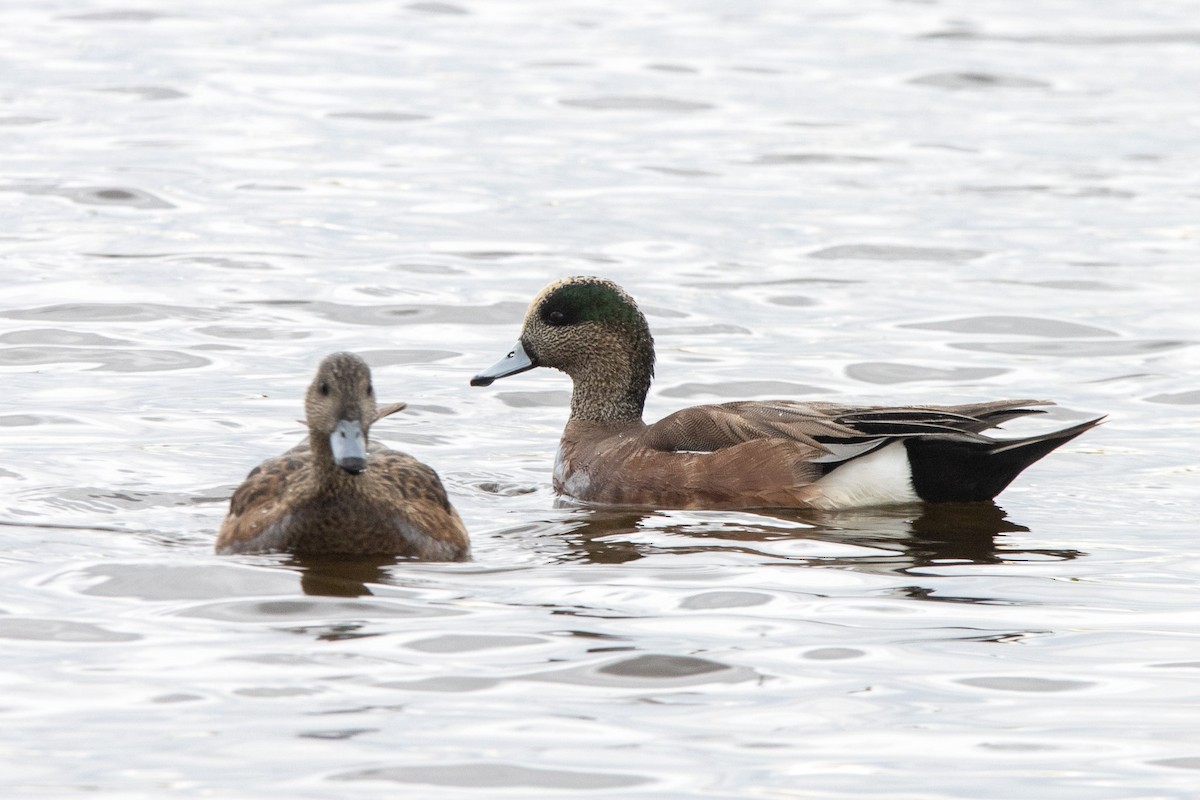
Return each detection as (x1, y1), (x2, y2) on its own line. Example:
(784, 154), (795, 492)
(554, 447), (591, 499)
(810, 442), (919, 510)
(552, 448), (566, 485)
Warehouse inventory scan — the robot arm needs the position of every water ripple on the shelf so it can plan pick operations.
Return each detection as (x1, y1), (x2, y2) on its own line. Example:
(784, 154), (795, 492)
(0, 346), (210, 372)
(333, 763), (651, 789)
(560, 96), (713, 112)
(809, 244), (986, 261)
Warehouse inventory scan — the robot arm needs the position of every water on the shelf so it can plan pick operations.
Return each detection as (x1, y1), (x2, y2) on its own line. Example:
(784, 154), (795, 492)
(3, 0), (1200, 797)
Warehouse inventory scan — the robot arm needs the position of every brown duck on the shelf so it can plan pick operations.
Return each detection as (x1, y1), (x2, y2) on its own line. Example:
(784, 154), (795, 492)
(217, 352), (469, 558)
(471, 276), (1102, 510)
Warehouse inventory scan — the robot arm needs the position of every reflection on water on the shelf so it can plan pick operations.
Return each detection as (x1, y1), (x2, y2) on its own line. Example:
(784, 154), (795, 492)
(544, 502), (1081, 570)
(292, 516), (1066, 595)
(290, 555), (404, 597)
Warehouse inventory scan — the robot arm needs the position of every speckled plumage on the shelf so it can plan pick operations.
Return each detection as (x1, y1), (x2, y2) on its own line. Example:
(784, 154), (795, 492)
(472, 276), (1103, 510)
(217, 353), (469, 558)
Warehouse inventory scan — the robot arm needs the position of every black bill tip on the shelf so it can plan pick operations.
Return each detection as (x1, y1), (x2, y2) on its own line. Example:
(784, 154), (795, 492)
(471, 340), (536, 387)
(337, 456), (367, 475)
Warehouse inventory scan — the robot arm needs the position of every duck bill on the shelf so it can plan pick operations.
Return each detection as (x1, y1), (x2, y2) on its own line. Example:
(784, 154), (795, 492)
(470, 340), (536, 387)
(330, 419), (368, 474)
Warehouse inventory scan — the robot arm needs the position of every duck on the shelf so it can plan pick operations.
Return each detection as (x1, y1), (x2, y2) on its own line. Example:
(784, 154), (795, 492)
(471, 276), (1102, 510)
(217, 352), (469, 559)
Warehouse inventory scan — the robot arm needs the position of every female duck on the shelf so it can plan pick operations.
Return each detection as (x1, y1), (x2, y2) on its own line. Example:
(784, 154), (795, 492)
(217, 352), (469, 559)
(472, 277), (1102, 510)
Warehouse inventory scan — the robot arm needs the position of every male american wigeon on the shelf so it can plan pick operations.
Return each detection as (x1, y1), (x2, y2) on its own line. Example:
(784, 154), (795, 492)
(217, 352), (469, 559)
(471, 276), (1102, 510)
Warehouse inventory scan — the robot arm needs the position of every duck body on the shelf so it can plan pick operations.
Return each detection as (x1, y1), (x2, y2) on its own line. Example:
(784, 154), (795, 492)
(551, 401), (1100, 510)
(472, 277), (1102, 511)
(217, 353), (469, 559)
(218, 443), (468, 558)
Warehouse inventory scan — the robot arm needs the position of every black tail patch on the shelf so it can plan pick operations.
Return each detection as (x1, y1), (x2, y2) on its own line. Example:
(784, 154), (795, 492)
(904, 417), (1103, 503)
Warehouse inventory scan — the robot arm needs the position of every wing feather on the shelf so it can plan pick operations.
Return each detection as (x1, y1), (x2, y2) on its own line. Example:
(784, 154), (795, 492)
(642, 399), (1054, 453)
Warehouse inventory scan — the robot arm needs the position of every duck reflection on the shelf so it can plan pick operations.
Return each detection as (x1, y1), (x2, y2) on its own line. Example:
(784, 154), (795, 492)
(543, 501), (1082, 570)
(288, 554), (397, 597)
(286, 503), (1083, 596)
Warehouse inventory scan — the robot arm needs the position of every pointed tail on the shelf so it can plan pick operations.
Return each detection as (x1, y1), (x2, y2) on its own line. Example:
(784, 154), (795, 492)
(905, 417), (1104, 503)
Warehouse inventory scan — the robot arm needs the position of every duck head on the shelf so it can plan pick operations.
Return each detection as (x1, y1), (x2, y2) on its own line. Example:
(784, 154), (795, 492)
(306, 352), (378, 474)
(472, 277), (655, 423)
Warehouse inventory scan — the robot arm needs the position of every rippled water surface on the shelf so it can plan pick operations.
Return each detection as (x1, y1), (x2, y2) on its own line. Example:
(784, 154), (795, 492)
(3, 1), (1200, 797)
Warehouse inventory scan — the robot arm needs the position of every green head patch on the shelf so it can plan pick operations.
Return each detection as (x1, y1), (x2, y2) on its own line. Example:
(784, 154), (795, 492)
(537, 278), (642, 329)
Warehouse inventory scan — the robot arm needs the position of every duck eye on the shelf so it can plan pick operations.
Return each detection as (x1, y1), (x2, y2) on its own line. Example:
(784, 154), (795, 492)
(547, 310), (566, 325)
(367, 384), (374, 396)
(319, 382), (330, 396)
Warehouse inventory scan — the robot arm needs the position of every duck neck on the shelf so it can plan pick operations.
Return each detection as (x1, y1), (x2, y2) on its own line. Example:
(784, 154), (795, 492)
(307, 429), (348, 487)
(566, 343), (653, 426)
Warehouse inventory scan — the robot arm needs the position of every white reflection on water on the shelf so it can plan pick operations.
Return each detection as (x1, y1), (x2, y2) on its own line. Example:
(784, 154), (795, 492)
(2, 0), (1200, 797)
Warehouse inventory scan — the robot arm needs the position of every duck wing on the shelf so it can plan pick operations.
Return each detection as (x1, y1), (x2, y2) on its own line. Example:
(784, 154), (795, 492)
(217, 453), (307, 553)
(811, 399), (1053, 435)
(642, 399), (1055, 454)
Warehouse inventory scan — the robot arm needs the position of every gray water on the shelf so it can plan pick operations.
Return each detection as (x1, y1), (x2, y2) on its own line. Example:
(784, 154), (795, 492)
(3, 1), (1200, 797)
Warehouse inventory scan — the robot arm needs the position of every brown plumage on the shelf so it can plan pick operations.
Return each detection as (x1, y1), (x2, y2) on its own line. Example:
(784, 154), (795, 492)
(216, 352), (469, 559)
(471, 276), (1103, 510)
